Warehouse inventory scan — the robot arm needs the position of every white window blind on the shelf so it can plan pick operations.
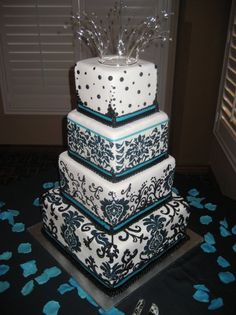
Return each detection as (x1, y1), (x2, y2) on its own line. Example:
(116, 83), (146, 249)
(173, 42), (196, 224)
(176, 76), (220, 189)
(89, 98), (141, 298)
(214, 0), (236, 170)
(0, 0), (78, 114)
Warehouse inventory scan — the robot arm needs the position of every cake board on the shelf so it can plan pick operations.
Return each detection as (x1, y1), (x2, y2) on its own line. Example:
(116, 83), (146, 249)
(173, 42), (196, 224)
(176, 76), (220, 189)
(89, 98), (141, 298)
(28, 223), (202, 311)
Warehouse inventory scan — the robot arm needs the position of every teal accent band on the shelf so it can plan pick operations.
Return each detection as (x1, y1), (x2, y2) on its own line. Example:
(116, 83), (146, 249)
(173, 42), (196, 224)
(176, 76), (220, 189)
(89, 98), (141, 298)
(78, 103), (157, 123)
(68, 117), (169, 142)
(68, 149), (167, 179)
(61, 188), (171, 233)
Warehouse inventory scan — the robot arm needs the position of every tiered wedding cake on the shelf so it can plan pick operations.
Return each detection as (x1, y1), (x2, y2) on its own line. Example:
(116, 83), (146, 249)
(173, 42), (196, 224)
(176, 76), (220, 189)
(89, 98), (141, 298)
(41, 57), (190, 292)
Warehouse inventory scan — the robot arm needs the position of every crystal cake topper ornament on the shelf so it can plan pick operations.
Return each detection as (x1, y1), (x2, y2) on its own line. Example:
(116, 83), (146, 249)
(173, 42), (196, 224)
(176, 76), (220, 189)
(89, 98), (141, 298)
(72, 1), (171, 66)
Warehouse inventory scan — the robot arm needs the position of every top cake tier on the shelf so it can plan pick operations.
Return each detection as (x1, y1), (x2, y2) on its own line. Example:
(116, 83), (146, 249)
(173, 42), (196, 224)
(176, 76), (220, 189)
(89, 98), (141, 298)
(75, 58), (158, 126)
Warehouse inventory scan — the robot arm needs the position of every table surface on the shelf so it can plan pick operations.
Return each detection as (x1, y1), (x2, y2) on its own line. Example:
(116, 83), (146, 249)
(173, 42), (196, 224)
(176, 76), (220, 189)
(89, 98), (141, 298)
(0, 169), (236, 315)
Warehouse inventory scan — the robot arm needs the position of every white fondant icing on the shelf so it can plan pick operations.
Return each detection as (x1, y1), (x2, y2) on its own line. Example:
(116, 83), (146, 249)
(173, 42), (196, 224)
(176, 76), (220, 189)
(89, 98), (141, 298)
(75, 58), (158, 117)
(59, 151), (175, 231)
(42, 189), (190, 289)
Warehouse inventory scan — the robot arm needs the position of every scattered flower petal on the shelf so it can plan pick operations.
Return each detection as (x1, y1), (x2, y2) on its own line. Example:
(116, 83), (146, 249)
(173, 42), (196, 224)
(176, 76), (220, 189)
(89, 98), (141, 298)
(208, 297), (224, 310)
(193, 284), (209, 292)
(45, 266), (61, 278)
(200, 215), (212, 225)
(193, 289), (210, 303)
(68, 277), (98, 306)
(33, 197), (41, 207)
(20, 260), (38, 277)
(0, 251), (12, 261)
(43, 182), (54, 189)
(231, 225), (236, 235)
(99, 307), (125, 315)
(201, 242), (216, 253)
(217, 256), (230, 268)
(218, 271), (235, 284)
(12, 222), (25, 232)
(0, 201), (6, 208)
(0, 264), (10, 276)
(233, 244), (236, 252)
(0, 211), (17, 225)
(18, 243), (32, 254)
(220, 226), (231, 237)
(8, 209), (20, 216)
(204, 232), (215, 245)
(43, 301), (60, 315)
(204, 203), (217, 211)
(21, 280), (34, 296)
(35, 272), (49, 285)
(0, 281), (10, 293)
(188, 188), (199, 197)
(57, 283), (74, 295)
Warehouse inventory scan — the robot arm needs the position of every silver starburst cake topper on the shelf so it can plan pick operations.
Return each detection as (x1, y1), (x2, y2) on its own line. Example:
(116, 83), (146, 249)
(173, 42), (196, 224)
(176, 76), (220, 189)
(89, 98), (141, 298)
(71, 1), (171, 66)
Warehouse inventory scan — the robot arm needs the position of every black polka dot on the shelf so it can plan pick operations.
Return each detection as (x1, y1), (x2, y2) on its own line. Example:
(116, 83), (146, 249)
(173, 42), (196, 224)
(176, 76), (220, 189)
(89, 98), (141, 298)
(119, 100), (122, 103)
(93, 67), (96, 70)
(86, 84), (89, 89)
(113, 98), (116, 101)
(148, 93), (151, 95)
(132, 81), (135, 84)
(78, 85), (81, 89)
(112, 86), (116, 89)
(93, 83), (95, 85)
(148, 84), (151, 87)
(128, 104), (132, 107)
(98, 75), (102, 80)
(124, 70), (127, 73)
(137, 90), (141, 94)
(139, 72), (143, 77)
(120, 77), (124, 82)
(148, 73), (150, 76)
(90, 97), (93, 100)
(125, 87), (129, 91)
(143, 102), (147, 106)
(77, 70), (80, 74)
(105, 100), (108, 102)
(108, 76), (113, 81)
(97, 107), (101, 111)
(97, 94), (101, 99)
(84, 72), (87, 75)
(138, 64), (142, 67)
(84, 101), (87, 105)
(122, 110), (124, 114)
(102, 86), (105, 89)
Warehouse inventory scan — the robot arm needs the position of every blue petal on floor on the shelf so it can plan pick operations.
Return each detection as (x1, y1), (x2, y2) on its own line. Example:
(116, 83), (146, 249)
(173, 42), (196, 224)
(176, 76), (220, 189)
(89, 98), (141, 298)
(220, 226), (231, 237)
(200, 215), (212, 225)
(0, 251), (12, 261)
(201, 242), (216, 253)
(204, 203), (217, 211)
(187, 196), (205, 209)
(18, 243), (32, 254)
(0, 201), (6, 208)
(208, 297), (224, 310)
(0, 281), (10, 293)
(193, 289), (210, 303)
(12, 222), (25, 232)
(232, 225), (236, 235)
(0, 264), (10, 276)
(21, 280), (34, 296)
(187, 188), (199, 197)
(68, 277), (98, 307)
(20, 260), (38, 277)
(99, 307), (125, 315)
(35, 272), (50, 285)
(220, 218), (228, 228)
(43, 182), (54, 189)
(45, 266), (61, 278)
(233, 244), (236, 252)
(43, 301), (60, 315)
(57, 283), (74, 295)
(193, 284), (209, 292)
(0, 211), (17, 225)
(217, 256), (230, 268)
(33, 197), (41, 207)
(204, 232), (215, 245)
(218, 271), (236, 284)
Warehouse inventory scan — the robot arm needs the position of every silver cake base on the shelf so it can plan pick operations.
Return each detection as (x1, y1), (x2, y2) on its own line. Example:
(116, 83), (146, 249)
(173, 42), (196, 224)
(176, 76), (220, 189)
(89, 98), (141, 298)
(28, 223), (202, 311)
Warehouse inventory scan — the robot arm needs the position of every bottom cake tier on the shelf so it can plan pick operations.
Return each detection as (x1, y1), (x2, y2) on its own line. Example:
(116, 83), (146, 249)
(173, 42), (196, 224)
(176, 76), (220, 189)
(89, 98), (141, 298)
(42, 188), (190, 292)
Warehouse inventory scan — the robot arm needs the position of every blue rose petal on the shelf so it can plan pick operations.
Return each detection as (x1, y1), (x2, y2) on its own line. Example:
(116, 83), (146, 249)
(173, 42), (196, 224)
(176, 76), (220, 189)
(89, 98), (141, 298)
(217, 256), (230, 268)
(200, 215), (212, 225)
(220, 226), (231, 237)
(0, 281), (10, 293)
(201, 242), (216, 253)
(0, 264), (10, 276)
(12, 222), (25, 232)
(0, 251), (12, 261)
(231, 225), (236, 235)
(43, 301), (60, 315)
(35, 272), (50, 285)
(220, 218), (228, 228)
(99, 307), (125, 315)
(20, 260), (38, 277)
(233, 244), (236, 252)
(33, 197), (41, 207)
(218, 271), (236, 284)
(21, 280), (34, 296)
(18, 243), (32, 254)
(43, 182), (54, 189)
(208, 297), (224, 310)
(188, 188), (199, 197)
(0, 201), (6, 208)
(193, 289), (210, 303)
(205, 203), (217, 211)
(45, 266), (61, 278)
(204, 232), (215, 245)
(57, 283), (74, 295)
(193, 284), (209, 292)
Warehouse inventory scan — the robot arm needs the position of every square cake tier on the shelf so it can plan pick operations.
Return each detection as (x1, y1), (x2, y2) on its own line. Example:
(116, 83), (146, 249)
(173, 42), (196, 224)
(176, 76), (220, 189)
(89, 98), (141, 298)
(67, 110), (168, 180)
(59, 151), (175, 232)
(42, 189), (190, 291)
(75, 58), (158, 126)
